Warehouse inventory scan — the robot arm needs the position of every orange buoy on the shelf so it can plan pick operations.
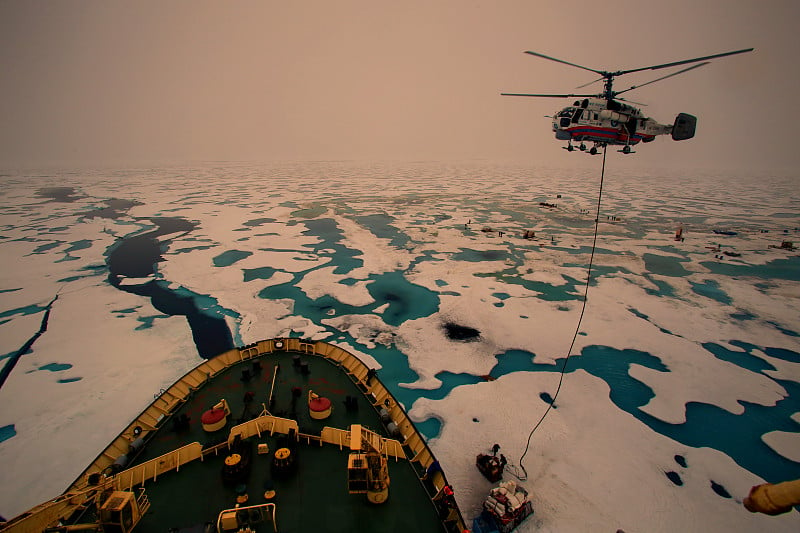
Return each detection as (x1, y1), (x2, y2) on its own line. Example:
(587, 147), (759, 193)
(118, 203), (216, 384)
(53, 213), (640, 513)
(225, 454), (242, 467)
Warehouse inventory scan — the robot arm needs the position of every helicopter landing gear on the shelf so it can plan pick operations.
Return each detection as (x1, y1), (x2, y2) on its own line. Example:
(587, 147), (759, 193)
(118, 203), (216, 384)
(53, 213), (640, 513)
(583, 142), (604, 155)
(579, 143), (587, 152)
(563, 142), (575, 152)
(618, 145), (635, 154)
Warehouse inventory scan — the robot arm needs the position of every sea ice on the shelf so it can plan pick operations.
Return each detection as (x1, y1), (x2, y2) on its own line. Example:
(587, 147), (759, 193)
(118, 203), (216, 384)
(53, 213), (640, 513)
(0, 163), (798, 532)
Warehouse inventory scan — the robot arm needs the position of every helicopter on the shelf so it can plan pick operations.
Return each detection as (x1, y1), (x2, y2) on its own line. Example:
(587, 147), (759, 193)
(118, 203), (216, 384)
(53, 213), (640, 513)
(502, 48), (753, 154)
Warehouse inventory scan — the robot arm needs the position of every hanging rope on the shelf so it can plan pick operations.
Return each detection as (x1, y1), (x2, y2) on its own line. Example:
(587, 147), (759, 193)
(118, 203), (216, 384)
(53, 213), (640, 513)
(514, 145), (608, 481)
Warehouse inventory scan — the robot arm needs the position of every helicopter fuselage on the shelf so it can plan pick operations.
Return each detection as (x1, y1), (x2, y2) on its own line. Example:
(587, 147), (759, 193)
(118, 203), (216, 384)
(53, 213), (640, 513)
(503, 47), (751, 153)
(553, 98), (672, 148)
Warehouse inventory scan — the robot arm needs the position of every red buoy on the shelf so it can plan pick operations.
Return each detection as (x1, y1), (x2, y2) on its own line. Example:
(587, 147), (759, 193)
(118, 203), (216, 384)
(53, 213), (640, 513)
(201, 407), (228, 431)
(201, 408), (226, 424)
(308, 393), (332, 420)
(309, 396), (331, 412)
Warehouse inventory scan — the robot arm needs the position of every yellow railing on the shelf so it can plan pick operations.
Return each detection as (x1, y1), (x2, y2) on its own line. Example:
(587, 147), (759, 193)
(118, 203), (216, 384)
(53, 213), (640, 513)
(0, 489), (98, 533)
(227, 415), (299, 445)
(217, 502), (277, 533)
(320, 426), (350, 449)
(114, 442), (204, 491)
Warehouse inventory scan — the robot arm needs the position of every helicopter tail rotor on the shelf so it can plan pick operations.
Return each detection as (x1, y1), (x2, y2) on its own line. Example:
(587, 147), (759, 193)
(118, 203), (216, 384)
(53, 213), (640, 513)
(671, 113), (697, 141)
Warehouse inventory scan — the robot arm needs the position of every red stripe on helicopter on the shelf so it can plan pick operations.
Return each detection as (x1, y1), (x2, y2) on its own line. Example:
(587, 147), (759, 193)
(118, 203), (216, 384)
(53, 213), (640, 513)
(565, 126), (655, 143)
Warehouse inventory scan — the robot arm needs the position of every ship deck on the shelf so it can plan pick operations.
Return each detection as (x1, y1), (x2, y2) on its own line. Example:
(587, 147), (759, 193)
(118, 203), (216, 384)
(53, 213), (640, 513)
(107, 343), (456, 533)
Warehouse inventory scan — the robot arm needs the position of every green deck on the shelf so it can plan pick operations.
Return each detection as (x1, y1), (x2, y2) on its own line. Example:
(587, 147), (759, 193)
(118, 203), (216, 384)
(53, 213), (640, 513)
(126, 351), (448, 533)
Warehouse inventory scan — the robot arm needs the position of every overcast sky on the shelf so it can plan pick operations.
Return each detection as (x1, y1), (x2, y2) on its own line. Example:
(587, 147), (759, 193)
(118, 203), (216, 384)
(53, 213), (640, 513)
(1, 1), (797, 172)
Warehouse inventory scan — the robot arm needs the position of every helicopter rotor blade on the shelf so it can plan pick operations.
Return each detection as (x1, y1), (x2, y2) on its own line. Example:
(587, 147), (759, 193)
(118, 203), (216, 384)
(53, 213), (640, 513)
(615, 62), (709, 96)
(616, 97), (648, 106)
(501, 92), (597, 98)
(524, 51), (605, 75)
(575, 76), (605, 89)
(616, 48), (753, 76)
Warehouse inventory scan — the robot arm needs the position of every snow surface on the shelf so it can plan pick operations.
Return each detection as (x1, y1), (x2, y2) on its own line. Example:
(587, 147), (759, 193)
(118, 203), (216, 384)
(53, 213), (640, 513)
(0, 162), (799, 532)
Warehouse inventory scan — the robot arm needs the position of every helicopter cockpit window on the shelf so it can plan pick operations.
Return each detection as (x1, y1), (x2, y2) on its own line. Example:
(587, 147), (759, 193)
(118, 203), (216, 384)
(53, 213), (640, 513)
(571, 108), (583, 123)
(558, 108), (575, 118)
